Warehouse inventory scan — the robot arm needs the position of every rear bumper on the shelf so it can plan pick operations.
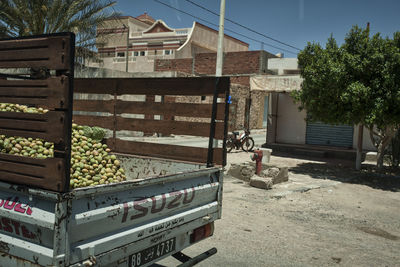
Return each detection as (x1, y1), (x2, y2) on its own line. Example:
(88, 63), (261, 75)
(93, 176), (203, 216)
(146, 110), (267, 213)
(72, 210), (219, 267)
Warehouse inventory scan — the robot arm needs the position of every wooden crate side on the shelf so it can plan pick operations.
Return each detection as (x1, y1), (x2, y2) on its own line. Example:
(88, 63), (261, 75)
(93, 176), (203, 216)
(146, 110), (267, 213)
(74, 77), (229, 96)
(116, 117), (225, 140)
(74, 78), (117, 94)
(116, 77), (228, 95)
(72, 77), (230, 166)
(0, 111), (67, 143)
(0, 153), (66, 191)
(0, 77), (69, 109)
(0, 34), (73, 70)
(115, 101), (225, 120)
(72, 115), (114, 130)
(73, 100), (114, 114)
(0, 33), (75, 192)
(109, 138), (223, 165)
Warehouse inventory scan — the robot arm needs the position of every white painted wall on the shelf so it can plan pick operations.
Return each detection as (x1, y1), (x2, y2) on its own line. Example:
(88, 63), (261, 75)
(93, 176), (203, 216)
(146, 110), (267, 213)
(353, 126), (377, 151)
(268, 58), (298, 75)
(276, 93), (307, 144)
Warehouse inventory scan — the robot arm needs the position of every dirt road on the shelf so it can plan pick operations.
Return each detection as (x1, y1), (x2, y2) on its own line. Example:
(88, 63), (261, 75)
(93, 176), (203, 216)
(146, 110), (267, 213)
(159, 152), (400, 266)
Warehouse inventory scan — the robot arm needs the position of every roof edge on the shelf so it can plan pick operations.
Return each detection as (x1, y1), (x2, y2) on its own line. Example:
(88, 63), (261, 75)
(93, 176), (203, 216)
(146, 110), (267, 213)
(194, 22), (249, 47)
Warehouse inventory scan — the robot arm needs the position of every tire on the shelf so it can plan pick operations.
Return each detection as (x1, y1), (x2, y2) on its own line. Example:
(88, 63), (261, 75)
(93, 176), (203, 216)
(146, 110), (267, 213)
(226, 140), (234, 153)
(241, 137), (254, 152)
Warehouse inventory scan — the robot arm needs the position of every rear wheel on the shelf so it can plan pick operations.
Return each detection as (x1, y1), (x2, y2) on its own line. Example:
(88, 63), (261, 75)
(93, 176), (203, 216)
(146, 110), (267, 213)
(241, 137), (254, 152)
(226, 140), (234, 153)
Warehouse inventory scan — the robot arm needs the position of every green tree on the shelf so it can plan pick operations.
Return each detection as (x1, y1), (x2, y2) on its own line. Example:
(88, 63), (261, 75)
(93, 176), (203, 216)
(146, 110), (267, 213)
(0, 0), (117, 62)
(293, 26), (400, 168)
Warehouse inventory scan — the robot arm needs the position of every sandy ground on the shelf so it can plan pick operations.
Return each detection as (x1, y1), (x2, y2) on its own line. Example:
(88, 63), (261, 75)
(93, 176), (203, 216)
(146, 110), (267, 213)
(159, 151), (400, 266)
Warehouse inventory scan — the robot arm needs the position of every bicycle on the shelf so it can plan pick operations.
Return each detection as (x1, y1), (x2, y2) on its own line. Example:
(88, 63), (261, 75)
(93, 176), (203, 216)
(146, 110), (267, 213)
(226, 129), (255, 152)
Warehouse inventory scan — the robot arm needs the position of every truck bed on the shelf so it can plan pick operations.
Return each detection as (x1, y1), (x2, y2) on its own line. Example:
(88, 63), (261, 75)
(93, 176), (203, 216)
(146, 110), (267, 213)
(0, 154), (223, 266)
(0, 33), (230, 266)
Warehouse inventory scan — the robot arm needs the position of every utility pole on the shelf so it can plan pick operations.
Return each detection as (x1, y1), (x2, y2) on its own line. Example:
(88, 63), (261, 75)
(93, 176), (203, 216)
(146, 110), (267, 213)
(213, 0), (226, 149)
(125, 24), (129, 72)
(356, 22), (369, 170)
(215, 0), (225, 77)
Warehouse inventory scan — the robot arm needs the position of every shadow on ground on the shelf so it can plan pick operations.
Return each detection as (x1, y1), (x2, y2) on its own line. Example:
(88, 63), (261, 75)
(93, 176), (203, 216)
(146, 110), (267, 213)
(290, 161), (400, 192)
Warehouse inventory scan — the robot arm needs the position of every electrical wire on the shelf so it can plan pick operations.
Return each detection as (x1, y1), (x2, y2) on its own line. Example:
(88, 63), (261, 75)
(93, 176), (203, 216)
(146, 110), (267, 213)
(152, 0), (298, 55)
(184, 0), (301, 51)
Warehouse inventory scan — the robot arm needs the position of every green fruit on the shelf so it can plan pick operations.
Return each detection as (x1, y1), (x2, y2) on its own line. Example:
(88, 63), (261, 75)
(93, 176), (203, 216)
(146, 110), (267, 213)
(1, 103), (127, 189)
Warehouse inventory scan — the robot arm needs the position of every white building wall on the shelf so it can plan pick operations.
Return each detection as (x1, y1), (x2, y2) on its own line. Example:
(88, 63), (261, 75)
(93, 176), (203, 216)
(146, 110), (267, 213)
(268, 58), (299, 75)
(353, 126), (377, 151)
(276, 93), (307, 144)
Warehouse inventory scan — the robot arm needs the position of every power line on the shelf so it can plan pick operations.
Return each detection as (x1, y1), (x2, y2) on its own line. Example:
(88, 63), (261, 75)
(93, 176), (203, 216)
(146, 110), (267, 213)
(184, 0), (301, 51)
(152, 0), (298, 55)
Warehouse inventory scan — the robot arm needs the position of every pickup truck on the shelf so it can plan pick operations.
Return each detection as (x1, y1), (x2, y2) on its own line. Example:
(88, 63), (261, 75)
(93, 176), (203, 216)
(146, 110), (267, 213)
(0, 33), (230, 266)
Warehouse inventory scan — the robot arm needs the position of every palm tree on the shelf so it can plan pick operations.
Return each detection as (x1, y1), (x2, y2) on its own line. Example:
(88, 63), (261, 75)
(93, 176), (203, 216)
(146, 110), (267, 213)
(0, 0), (118, 64)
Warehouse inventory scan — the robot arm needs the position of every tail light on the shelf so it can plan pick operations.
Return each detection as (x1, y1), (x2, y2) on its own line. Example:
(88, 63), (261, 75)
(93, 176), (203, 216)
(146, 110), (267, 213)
(190, 222), (214, 244)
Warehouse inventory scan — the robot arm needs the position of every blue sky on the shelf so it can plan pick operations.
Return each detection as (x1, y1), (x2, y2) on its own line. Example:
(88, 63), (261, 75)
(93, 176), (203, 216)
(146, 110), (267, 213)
(113, 0), (400, 57)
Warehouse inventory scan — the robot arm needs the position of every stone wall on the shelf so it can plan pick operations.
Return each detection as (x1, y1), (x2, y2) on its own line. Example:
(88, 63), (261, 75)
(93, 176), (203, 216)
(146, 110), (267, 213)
(250, 90), (269, 129)
(230, 84), (250, 130)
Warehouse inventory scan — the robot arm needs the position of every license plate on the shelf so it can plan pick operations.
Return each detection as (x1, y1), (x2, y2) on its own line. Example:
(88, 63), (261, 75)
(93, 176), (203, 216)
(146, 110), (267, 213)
(129, 237), (176, 267)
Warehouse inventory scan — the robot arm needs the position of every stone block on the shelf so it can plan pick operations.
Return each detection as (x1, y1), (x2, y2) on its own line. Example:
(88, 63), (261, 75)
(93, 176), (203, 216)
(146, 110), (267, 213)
(250, 175), (273, 190)
(260, 166), (288, 185)
(227, 163), (255, 182)
(272, 167), (288, 184)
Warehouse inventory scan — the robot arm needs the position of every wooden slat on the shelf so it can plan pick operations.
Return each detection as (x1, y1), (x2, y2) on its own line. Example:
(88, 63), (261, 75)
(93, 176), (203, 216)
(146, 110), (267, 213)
(115, 101), (225, 120)
(73, 100), (114, 113)
(0, 34), (73, 69)
(109, 138), (224, 166)
(0, 77), (69, 109)
(74, 78), (117, 94)
(72, 115), (114, 130)
(0, 47), (49, 61)
(0, 153), (66, 191)
(74, 77), (230, 96)
(116, 77), (229, 95)
(116, 117), (225, 139)
(0, 111), (66, 143)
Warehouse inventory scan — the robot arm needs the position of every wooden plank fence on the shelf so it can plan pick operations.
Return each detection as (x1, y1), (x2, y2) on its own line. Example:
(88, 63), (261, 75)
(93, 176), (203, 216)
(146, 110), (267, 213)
(74, 77), (230, 166)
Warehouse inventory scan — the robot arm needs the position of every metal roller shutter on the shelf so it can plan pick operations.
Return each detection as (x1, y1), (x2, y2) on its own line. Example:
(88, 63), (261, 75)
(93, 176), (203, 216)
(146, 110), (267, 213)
(306, 121), (354, 148)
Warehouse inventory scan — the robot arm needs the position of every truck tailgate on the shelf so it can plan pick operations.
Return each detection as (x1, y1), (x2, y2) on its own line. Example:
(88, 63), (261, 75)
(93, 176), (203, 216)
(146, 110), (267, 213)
(0, 167), (222, 266)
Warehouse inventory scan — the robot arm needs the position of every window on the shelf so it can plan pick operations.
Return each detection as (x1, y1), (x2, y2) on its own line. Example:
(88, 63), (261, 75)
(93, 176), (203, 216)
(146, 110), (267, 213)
(140, 51), (146, 56)
(154, 50), (157, 55)
(117, 52), (125, 57)
(201, 96), (206, 101)
(164, 50), (171, 55)
(133, 51), (139, 56)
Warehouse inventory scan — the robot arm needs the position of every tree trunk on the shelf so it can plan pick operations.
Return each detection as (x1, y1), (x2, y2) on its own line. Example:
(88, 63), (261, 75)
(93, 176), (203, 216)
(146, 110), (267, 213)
(376, 127), (397, 169)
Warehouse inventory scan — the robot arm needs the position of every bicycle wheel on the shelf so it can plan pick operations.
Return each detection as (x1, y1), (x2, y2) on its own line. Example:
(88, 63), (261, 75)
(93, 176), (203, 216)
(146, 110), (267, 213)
(241, 137), (254, 152)
(226, 139), (234, 153)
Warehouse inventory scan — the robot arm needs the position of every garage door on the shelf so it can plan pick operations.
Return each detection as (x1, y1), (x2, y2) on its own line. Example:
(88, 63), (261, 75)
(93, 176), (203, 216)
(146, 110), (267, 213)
(306, 121), (354, 148)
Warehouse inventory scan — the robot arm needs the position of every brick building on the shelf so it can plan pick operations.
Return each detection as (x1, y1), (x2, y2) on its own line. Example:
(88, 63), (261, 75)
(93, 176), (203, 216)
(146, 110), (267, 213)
(154, 50), (278, 130)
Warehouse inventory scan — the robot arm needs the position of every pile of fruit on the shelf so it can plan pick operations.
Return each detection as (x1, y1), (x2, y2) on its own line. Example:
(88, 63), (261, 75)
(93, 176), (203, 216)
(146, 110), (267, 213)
(0, 103), (127, 189)
(0, 103), (48, 114)
(0, 136), (54, 158)
(70, 124), (126, 188)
